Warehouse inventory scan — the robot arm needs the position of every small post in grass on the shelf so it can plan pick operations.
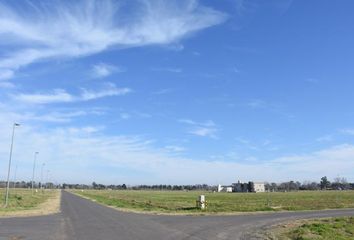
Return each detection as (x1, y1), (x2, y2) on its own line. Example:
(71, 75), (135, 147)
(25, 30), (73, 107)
(196, 195), (206, 210)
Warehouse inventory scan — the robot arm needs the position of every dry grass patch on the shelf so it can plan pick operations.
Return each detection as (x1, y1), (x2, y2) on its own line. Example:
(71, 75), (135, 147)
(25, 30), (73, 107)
(0, 189), (61, 217)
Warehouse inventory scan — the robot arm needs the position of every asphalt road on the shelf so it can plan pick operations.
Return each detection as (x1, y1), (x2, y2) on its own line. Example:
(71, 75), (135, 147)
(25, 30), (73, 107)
(0, 191), (353, 240)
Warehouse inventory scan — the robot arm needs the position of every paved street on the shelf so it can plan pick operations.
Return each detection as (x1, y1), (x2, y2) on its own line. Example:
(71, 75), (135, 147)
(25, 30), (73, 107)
(0, 191), (353, 240)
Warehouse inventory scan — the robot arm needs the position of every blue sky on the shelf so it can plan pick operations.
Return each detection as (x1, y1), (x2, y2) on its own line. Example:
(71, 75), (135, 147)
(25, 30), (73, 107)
(0, 0), (354, 185)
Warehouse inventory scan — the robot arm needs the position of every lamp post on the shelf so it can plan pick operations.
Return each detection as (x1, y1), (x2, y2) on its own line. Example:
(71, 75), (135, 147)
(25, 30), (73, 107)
(31, 152), (39, 195)
(4, 123), (20, 207)
(13, 165), (17, 189)
(40, 163), (45, 192)
(45, 170), (50, 189)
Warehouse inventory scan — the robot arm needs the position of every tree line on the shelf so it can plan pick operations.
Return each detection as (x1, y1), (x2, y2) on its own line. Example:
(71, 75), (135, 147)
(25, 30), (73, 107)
(60, 176), (354, 191)
(265, 176), (352, 191)
(2, 176), (352, 192)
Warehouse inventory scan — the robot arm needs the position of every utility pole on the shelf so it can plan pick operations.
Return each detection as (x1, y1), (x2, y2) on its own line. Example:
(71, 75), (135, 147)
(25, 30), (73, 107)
(13, 165), (17, 189)
(31, 152), (39, 195)
(4, 123), (20, 208)
(40, 163), (45, 192)
(45, 170), (50, 189)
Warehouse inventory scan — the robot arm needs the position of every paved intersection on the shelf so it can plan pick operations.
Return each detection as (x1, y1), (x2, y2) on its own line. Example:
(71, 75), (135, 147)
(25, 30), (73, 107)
(0, 191), (353, 240)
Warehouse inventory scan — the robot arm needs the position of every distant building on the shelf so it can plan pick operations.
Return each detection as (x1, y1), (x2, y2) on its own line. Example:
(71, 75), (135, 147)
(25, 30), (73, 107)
(217, 184), (233, 192)
(253, 182), (265, 193)
(233, 181), (265, 193)
(218, 181), (265, 193)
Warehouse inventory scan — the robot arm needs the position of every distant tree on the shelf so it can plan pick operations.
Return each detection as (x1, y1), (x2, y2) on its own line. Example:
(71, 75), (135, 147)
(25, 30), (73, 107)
(122, 184), (127, 190)
(248, 182), (254, 192)
(289, 181), (299, 191)
(300, 181), (320, 190)
(320, 176), (330, 190)
(332, 177), (349, 190)
(270, 183), (278, 192)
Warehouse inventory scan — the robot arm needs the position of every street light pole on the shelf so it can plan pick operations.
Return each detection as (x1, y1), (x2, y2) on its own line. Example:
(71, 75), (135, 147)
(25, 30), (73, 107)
(40, 163), (45, 192)
(4, 123), (20, 208)
(31, 152), (39, 195)
(45, 170), (50, 189)
(13, 165), (17, 189)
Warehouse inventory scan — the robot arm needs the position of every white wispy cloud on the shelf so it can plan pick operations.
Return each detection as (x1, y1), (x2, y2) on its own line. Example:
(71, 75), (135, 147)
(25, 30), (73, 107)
(152, 88), (173, 95)
(164, 145), (186, 153)
(189, 127), (217, 138)
(178, 119), (215, 127)
(120, 113), (131, 120)
(92, 63), (124, 78)
(245, 99), (294, 119)
(0, 0), (227, 80)
(20, 110), (105, 123)
(13, 89), (74, 104)
(151, 67), (182, 73)
(0, 81), (15, 89)
(12, 83), (131, 104)
(0, 104), (353, 184)
(0, 69), (14, 80)
(179, 118), (218, 138)
(340, 129), (354, 136)
(119, 110), (151, 120)
(316, 135), (333, 142)
(0, 111), (353, 184)
(246, 99), (268, 109)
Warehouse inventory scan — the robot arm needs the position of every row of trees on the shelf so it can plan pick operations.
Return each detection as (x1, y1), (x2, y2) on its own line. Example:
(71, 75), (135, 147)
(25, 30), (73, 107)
(265, 176), (353, 191)
(62, 183), (213, 191)
(0, 181), (56, 189)
(4, 176), (352, 192)
(61, 177), (353, 192)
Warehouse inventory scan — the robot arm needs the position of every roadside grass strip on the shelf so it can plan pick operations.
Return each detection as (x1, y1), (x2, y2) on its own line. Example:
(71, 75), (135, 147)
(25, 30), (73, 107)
(73, 190), (354, 214)
(0, 189), (60, 216)
(276, 217), (354, 240)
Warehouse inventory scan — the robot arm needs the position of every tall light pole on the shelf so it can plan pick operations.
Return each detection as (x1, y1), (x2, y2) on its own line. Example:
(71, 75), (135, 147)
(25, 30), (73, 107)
(12, 165), (17, 189)
(4, 123), (20, 207)
(45, 170), (50, 189)
(40, 163), (45, 192)
(31, 152), (39, 195)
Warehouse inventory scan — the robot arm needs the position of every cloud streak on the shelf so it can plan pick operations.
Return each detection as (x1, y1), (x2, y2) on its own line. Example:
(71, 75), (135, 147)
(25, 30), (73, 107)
(12, 83), (131, 104)
(179, 118), (218, 138)
(0, 114), (353, 184)
(92, 63), (124, 78)
(0, 0), (227, 80)
(0, 104), (353, 184)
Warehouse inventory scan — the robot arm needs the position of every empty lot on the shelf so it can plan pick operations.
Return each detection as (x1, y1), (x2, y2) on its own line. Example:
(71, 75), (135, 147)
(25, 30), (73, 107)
(73, 190), (354, 214)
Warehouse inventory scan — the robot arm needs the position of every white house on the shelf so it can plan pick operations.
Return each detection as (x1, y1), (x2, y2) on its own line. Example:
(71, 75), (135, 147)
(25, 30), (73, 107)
(218, 181), (265, 193)
(217, 184), (233, 192)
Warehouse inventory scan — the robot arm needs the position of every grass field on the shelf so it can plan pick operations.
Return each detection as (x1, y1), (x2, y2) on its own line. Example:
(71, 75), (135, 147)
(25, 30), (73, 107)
(0, 188), (57, 214)
(73, 190), (354, 214)
(273, 217), (354, 240)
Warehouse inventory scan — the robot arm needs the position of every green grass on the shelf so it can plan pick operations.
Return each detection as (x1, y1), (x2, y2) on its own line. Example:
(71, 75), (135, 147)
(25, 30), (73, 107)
(0, 188), (55, 212)
(280, 217), (354, 240)
(73, 190), (354, 214)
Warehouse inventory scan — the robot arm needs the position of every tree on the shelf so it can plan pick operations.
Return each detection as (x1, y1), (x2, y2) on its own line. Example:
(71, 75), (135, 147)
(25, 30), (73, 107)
(320, 176), (330, 190)
(332, 177), (349, 190)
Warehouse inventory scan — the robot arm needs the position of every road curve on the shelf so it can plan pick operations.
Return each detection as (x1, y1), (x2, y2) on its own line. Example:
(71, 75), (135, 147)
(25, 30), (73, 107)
(0, 190), (353, 240)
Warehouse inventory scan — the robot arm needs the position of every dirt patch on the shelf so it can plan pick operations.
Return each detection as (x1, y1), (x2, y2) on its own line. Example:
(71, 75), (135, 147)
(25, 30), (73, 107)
(0, 190), (61, 218)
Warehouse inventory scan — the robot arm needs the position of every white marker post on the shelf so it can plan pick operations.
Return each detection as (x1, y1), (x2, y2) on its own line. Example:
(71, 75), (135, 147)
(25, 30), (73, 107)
(198, 195), (206, 210)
